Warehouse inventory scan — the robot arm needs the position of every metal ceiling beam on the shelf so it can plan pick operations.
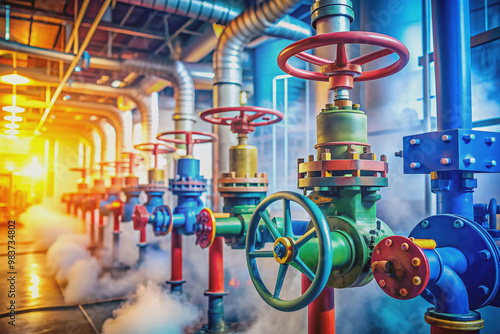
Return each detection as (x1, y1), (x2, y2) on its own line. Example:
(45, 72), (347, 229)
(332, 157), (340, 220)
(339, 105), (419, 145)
(0, 6), (165, 41)
(35, 0), (112, 134)
(98, 4), (135, 54)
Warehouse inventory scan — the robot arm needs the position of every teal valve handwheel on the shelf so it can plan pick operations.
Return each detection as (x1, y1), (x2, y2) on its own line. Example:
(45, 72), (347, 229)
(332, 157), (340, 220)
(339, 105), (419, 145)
(246, 191), (333, 312)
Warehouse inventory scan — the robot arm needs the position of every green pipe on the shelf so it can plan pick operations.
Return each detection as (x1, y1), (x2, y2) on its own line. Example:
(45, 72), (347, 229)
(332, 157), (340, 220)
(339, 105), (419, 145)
(214, 216), (243, 238)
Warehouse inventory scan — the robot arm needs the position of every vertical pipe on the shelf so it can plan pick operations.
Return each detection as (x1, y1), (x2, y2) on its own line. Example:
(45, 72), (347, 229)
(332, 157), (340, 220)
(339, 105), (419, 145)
(431, 0), (474, 220)
(272, 77), (277, 194)
(431, 0), (472, 131)
(284, 78), (289, 191)
(170, 230), (183, 293)
(302, 275), (335, 334)
(207, 237), (226, 331)
(5, 5), (10, 41)
(138, 228), (147, 264)
(422, 0), (433, 217)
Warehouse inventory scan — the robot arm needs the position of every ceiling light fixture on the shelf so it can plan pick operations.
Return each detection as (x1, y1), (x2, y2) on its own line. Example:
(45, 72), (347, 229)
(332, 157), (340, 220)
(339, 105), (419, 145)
(4, 115), (22, 122)
(2, 105), (25, 113)
(5, 122), (19, 129)
(5, 129), (19, 135)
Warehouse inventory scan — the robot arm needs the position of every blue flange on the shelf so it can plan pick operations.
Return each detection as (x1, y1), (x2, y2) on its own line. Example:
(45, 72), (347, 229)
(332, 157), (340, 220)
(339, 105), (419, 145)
(409, 214), (500, 310)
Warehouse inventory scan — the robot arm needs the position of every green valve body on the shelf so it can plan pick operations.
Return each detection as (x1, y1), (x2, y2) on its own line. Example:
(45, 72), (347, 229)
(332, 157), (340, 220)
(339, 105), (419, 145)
(299, 103), (393, 288)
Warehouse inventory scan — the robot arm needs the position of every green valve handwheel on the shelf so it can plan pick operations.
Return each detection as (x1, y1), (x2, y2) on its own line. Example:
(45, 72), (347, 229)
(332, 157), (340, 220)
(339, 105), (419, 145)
(246, 191), (333, 312)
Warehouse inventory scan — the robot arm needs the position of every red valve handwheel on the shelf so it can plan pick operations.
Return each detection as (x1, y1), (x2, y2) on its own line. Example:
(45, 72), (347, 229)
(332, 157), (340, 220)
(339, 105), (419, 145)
(200, 106), (284, 134)
(69, 167), (95, 179)
(134, 142), (176, 169)
(122, 152), (145, 174)
(156, 130), (217, 156)
(133, 205), (150, 231)
(277, 31), (410, 90)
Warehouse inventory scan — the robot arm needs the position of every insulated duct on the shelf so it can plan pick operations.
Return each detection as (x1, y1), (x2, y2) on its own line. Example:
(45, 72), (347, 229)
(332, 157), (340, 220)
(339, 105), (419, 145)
(0, 40), (210, 141)
(53, 101), (127, 161)
(213, 0), (305, 208)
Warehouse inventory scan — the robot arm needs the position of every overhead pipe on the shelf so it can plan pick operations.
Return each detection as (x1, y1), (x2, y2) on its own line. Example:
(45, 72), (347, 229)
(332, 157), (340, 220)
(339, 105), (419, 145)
(53, 101), (127, 162)
(35, 0), (112, 133)
(45, 115), (108, 163)
(213, 0), (306, 210)
(0, 40), (212, 141)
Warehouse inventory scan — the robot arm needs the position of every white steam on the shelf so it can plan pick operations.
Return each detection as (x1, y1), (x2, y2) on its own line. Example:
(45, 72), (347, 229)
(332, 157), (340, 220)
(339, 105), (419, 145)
(101, 282), (201, 334)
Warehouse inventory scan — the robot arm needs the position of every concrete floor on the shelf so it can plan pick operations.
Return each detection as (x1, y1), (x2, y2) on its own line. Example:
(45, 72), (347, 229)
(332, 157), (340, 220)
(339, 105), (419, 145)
(0, 223), (118, 334)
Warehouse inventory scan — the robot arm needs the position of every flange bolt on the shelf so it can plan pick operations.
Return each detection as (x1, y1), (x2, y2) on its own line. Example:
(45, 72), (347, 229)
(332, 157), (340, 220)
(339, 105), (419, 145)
(486, 160), (497, 168)
(412, 257), (421, 267)
(453, 220), (464, 229)
(413, 276), (422, 285)
(410, 162), (421, 169)
(478, 285), (490, 296)
(440, 158), (452, 165)
(378, 279), (386, 288)
(485, 137), (496, 144)
(421, 220), (430, 228)
(463, 157), (476, 164)
(441, 135), (452, 142)
(463, 134), (476, 141)
(410, 138), (420, 145)
(401, 243), (409, 251)
(385, 239), (393, 247)
(479, 250), (491, 260)
(274, 243), (286, 258)
(399, 288), (409, 297)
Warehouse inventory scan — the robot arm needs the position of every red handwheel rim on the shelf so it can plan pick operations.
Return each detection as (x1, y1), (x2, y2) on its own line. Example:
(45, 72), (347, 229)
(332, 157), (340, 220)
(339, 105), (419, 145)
(277, 31), (409, 84)
(200, 106), (284, 134)
(156, 130), (218, 156)
(134, 142), (177, 155)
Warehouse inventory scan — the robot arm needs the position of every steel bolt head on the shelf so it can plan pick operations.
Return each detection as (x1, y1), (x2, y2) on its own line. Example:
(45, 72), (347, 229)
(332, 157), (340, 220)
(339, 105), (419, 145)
(463, 134), (476, 141)
(385, 239), (393, 247)
(413, 276), (422, 285)
(399, 288), (409, 297)
(375, 248), (381, 255)
(378, 279), (386, 288)
(421, 220), (430, 228)
(486, 160), (497, 167)
(479, 250), (491, 260)
(478, 285), (490, 296)
(441, 135), (452, 142)
(464, 157), (476, 164)
(453, 220), (464, 229)
(486, 137), (496, 144)
(410, 162), (421, 169)
(440, 158), (452, 165)
(410, 138), (421, 145)
(401, 243), (409, 251)
(412, 257), (421, 267)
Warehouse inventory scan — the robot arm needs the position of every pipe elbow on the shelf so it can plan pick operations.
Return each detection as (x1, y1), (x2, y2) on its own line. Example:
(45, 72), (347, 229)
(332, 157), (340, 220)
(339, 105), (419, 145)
(427, 265), (470, 314)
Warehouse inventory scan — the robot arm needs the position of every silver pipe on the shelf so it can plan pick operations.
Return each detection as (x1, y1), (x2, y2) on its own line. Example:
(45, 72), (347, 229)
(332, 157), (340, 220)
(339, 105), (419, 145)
(0, 39), (201, 141)
(54, 100), (127, 161)
(213, 0), (306, 205)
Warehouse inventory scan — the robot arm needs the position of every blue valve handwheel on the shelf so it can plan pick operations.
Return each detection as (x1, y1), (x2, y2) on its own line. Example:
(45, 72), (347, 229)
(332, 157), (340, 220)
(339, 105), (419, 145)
(246, 191), (333, 312)
(151, 205), (173, 236)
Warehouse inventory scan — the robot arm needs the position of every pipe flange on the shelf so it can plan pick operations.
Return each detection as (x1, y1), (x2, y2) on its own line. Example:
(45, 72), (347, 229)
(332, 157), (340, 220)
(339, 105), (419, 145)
(311, 0), (355, 29)
(410, 214), (500, 310)
(425, 309), (484, 330)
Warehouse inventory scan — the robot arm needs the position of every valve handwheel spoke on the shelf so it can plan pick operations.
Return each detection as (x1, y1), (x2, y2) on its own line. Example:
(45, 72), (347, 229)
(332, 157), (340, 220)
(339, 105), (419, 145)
(283, 199), (293, 238)
(246, 191), (333, 312)
(277, 31), (410, 90)
(156, 130), (217, 156)
(259, 211), (282, 240)
(200, 106), (284, 134)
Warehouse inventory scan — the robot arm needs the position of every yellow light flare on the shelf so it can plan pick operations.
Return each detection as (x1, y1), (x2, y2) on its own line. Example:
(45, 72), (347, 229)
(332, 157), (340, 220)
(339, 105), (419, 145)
(1, 73), (30, 85)
(23, 156), (45, 178)
(29, 273), (40, 299)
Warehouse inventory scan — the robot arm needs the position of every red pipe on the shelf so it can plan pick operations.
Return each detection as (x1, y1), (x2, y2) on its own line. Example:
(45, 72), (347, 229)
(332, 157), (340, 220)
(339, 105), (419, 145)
(208, 237), (225, 293)
(171, 230), (183, 282)
(431, 325), (480, 334)
(113, 212), (120, 232)
(302, 275), (335, 334)
(139, 227), (146, 244)
(99, 212), (104, 227)
(66, 202), (71, 214)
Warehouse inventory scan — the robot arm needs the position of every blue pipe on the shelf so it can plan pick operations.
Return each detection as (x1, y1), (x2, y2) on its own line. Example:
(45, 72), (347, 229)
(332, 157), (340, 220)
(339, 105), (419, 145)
(122, 190), (141, 222)
(424, 248), (470, 314)
(431, 0), (472, 131)
(435, 172), (474, 220)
